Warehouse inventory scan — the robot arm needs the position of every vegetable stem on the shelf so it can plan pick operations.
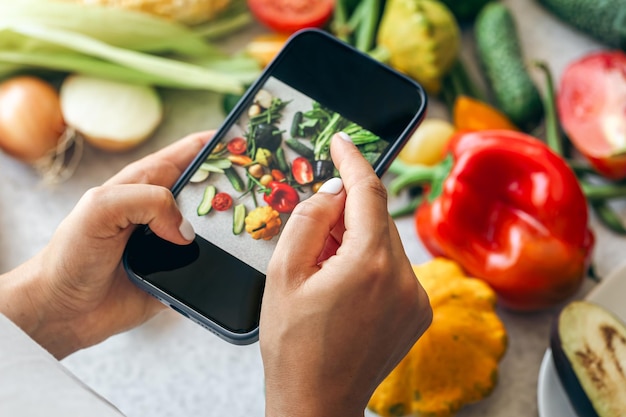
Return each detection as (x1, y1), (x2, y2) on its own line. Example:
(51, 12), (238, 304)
(313, 112), (343, 159)
(347, 1), (368, 37)
(581, 182), (626, 201)
(389, 155), (454, 201)
(192, 12), (253, 40)
(332, 0), (352, 42)
(534, 61), (564, 156)
(568, 160), (599, 177)
(440, 58), (488, 114)
(590, 200), (626, 234)
(191, 0), (252, 40)
(367, 45), (390, 63)
(388, 164), (437, 195)
(390, 195), (423, 218)
(355, 0), (381, 52)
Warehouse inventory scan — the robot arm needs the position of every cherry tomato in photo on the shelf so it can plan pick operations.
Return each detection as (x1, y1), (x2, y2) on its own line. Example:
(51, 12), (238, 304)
(292, 156), (314, 185)
(212, 192), (233, 211)
(227, 137), (247, 155)
(247, 0), (335, 33)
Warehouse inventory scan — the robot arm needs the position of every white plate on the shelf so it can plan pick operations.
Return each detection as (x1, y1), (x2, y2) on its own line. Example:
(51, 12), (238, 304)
(537, 263), (626, 417)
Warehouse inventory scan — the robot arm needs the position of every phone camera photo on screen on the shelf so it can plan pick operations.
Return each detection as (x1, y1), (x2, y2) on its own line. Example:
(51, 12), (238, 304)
(123, 29), (427, 345)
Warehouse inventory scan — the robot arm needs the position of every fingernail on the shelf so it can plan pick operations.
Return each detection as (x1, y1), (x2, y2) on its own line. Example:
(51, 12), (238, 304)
(336, 131), (352, 142)
(317, 177), (344, 194)
(179, 217), (195, 241)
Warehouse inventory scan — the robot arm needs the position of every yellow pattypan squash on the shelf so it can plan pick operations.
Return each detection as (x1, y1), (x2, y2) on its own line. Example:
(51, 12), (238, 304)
(244, 206), (281, 240)
(368, 257), (508, 417)
(375, 0), (461, 94)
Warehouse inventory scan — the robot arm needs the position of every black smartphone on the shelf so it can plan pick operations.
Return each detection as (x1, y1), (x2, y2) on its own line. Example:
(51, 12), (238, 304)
(123, 29), (427, 345)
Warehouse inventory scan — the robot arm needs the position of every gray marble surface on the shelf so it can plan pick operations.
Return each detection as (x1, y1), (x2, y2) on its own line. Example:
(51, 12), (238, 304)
(1, 0), (625, 416)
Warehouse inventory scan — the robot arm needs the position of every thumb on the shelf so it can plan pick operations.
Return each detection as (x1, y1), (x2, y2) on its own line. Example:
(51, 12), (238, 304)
(74, 184), (195, 245)
(268, 177), (346, 285)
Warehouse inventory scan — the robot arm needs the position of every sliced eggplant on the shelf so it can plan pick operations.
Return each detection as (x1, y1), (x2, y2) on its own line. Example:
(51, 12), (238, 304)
(551, 300), (626, 417)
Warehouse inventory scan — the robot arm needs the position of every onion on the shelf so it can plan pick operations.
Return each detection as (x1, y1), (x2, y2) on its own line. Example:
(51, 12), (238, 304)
(60, 74), (163, 152)
(0, 76), (66, 164)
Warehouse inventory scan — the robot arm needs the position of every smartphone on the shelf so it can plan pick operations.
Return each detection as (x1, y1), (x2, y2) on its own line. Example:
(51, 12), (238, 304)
(123, 29), (427, 345)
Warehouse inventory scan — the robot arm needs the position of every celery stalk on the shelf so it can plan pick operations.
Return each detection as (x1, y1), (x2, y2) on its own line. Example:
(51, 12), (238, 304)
(0, 50), (217, 89)
(2, 25), (244, 93)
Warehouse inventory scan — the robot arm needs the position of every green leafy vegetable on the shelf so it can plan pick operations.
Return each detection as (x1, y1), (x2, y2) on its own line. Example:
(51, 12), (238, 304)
(296, 102), (382, 160)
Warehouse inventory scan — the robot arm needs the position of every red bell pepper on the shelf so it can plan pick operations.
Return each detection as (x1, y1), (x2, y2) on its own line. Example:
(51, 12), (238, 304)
(557, 50), (626, 180)
(390, 130), (594, 311)
(263, 181), (300, 213)
(292, 156), (314, 185)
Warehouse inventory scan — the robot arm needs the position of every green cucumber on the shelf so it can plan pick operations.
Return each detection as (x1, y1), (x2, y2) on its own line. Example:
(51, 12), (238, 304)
(275, 146), (289, 173)
(284, 138), (315, 159)
(538, 0), (626, 50)
(232, 203), (246, 235)
(474, 2), (544, 131)
(290, 111), (303, 137)
(200, 158), (232, 173)
(197, 185), (216, 216)
(224, 167), (245, 192)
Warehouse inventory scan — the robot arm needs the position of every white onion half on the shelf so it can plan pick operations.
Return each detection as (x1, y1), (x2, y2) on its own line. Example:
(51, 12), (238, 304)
(60, 74), (163, 152)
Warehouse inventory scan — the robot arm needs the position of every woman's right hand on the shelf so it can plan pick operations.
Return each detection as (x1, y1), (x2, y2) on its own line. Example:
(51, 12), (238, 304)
(260, 132), (432, 417)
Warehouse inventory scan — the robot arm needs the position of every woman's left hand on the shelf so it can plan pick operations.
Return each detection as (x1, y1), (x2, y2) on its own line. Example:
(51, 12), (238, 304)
(0, 131), (212, 358)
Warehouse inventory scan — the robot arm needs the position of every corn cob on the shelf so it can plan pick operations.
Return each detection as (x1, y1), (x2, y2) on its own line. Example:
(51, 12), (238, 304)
(64, 0), (231, 24)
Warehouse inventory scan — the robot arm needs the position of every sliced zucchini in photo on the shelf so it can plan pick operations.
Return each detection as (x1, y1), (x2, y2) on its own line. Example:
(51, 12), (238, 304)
(233, 203), (246, 235)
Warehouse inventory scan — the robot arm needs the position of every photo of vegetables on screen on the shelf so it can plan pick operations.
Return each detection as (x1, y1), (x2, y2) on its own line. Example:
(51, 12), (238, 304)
(176, 77), (386, 274)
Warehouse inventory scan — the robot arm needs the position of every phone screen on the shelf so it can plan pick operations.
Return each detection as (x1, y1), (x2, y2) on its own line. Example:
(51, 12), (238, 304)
(179, 76), (392, 273)
(124, 29), (427, 343)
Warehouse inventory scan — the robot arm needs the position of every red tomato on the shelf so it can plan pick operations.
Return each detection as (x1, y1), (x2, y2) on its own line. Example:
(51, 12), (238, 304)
(247, 0), (335, 33)
(227, 137), (247, 155)
(557, 50), (626, 180)
(291, 156), (314, 185)
(212, 192), (233, 211)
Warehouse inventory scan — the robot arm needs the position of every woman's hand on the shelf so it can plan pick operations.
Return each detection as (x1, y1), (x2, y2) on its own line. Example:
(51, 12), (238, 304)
(0, 131), (212, 359)
(260, 132), (432, 417)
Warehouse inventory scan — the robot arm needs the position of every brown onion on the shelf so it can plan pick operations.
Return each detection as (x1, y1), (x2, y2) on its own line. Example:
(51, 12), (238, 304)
(0, 76), (66, 164)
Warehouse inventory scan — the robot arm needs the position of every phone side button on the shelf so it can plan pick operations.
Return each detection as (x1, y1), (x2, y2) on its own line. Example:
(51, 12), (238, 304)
(169, 304), (190, 319)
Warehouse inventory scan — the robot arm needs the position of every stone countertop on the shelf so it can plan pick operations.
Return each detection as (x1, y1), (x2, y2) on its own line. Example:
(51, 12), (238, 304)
(1, 0), (624, 416)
